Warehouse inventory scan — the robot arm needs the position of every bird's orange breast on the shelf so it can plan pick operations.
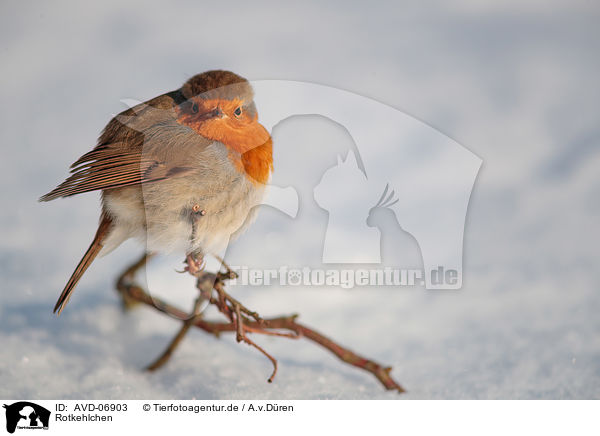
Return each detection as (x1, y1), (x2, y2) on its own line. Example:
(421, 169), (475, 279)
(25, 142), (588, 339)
(238, 137), (273, 185)
(175, 99), (273, 185)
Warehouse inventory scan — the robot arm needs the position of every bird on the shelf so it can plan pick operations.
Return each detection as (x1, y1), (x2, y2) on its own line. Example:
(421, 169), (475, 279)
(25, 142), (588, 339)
(40, 70), (273, 315)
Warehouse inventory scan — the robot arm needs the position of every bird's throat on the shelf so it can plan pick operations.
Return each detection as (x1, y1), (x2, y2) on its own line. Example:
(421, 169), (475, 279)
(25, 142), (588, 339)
(175, 100), (273, 185)
(205, 119), (273, 185)
(199, 120), (273, 185)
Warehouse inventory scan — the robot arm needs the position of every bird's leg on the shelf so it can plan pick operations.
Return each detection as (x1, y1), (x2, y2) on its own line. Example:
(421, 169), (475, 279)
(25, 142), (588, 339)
(178, 203), (207, 276)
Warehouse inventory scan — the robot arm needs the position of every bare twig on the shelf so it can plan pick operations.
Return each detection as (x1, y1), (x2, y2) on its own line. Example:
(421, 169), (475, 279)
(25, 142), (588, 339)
(146, 295), (206, 371)
(115, 255), (405, 392)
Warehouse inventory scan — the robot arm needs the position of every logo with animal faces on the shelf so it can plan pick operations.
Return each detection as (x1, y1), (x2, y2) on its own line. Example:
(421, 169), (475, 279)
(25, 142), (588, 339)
(3, 402), (50, 433)
(252, 80), (481, 289)
(116, 80), (481, 298)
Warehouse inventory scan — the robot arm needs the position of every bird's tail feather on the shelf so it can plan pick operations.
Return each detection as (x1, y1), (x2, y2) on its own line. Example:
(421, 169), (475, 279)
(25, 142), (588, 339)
(53, 214), (112, 315)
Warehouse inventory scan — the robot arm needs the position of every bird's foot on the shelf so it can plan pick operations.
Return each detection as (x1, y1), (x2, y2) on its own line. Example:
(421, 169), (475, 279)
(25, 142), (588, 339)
(176, 253), (205, 276)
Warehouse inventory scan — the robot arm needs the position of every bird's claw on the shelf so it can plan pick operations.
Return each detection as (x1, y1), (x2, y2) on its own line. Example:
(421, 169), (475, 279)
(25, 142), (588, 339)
(176, 253), (205, 276)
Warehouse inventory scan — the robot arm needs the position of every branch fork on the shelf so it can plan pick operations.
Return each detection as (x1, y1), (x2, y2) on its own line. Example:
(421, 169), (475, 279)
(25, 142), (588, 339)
(116, 253), (405, 392)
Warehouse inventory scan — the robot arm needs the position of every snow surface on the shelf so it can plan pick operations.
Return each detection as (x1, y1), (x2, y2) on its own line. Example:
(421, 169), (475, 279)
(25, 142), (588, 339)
(1, 0), (599, 399)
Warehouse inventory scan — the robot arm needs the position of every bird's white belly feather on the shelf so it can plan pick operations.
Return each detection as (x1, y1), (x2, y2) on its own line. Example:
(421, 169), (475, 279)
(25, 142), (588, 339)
(101, 142), (266, 256)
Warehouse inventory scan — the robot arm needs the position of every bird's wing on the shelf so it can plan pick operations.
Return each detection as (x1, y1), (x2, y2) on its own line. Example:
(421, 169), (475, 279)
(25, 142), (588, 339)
(40, 94), (210, 201)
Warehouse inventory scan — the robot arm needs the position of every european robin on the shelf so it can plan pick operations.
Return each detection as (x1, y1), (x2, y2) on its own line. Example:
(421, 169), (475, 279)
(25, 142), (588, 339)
(41, 70), (273, 315)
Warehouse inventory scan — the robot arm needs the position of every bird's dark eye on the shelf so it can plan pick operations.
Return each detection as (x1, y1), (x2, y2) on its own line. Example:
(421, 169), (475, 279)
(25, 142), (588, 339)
(192, 103), (199, 114)
(234, 106), (242, 117)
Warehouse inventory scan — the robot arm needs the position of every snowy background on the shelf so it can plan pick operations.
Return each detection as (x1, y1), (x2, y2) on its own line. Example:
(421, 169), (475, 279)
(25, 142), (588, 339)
(1, 0), (599, 399)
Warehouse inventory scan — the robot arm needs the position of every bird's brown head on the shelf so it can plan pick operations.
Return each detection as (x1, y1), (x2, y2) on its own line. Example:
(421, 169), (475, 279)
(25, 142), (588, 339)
(175, 70), (272, 184)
